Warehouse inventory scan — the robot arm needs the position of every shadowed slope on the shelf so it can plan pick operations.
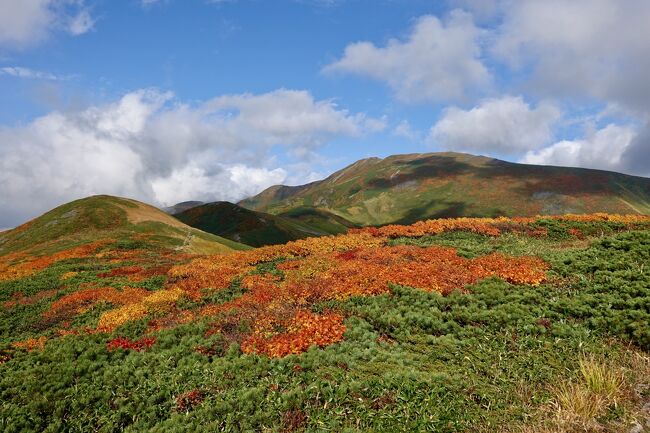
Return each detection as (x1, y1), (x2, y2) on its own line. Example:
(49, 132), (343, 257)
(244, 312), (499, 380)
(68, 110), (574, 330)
(174, 201), (354, 247)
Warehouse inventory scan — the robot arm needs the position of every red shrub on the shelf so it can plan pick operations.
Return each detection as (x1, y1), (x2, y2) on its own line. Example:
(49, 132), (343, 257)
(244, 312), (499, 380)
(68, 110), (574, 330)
(176, 390), (204, 412)
(106, 336), (156, 352)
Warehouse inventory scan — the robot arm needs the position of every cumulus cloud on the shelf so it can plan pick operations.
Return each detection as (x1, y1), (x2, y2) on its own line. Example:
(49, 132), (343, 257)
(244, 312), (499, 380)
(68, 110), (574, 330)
(492, 0), (650, 114)
(151, 164), (288, 206)
(449, 0), (501, 22)
(482, 0), (650, 173)
(0, 88), (381, 227)
(324, 10), (490, 103)
(521, 124), (638, 174)
(430, 96), (560, 154)
(0, 0), (94, 48)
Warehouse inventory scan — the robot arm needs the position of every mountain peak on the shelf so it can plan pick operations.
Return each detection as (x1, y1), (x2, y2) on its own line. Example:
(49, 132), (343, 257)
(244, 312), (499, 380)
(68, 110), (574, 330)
(0, 195), (248, 257)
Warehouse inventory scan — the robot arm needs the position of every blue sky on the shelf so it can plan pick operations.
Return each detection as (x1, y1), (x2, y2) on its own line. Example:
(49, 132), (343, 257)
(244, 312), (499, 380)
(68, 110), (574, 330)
(1, 0), (649, 227)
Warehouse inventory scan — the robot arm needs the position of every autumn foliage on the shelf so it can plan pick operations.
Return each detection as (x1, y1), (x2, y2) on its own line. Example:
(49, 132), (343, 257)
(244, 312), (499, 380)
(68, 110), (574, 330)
(10, 213), (649, 359)
(0, 240), (110, 281)
(106, 336), (156, 352)
(169, 218), (558, 357)
(12, 336), (47, 352)
(353, 214), (650, 238)
(240, 311), (346, 357)
(175, 390), (204, 412)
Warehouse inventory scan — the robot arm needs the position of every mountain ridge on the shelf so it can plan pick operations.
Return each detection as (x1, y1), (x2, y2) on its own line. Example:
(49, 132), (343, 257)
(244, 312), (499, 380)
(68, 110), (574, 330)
(239, 152), (650, 225)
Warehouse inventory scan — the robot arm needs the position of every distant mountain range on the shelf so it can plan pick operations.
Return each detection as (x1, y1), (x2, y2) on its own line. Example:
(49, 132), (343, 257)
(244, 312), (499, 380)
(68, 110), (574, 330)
(6, 153), (649, 252)
(239, 152), (650, 226)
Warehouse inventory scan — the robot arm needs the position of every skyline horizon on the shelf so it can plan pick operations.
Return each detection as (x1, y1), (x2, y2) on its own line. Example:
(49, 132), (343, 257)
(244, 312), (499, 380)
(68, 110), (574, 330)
(1, 0), (650, 227)
(4, 148), (650, 231)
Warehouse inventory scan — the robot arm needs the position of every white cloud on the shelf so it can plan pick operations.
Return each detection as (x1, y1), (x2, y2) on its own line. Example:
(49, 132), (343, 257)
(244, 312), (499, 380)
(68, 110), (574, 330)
(393, 120), (418, 141)
(324, 10), (490, 103)
(0, 66), (65, 80)
(0, 0), (94, 48)
(620, 123), (650, 177)
(492, 0), (650, 114)
(362, 115), (388, 133)
(67, 8), (94, 35)
(199, 90), (369, 145)
(0, 88), (382, 227)
(151, 164), (287, 205)
(0, 0), (52, 47)
(521, 124), (638, 174)
(430, 96), (560, 154)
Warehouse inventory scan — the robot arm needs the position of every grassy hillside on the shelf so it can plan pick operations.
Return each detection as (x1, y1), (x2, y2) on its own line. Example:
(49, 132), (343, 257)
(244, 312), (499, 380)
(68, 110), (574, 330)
(277, 207), (356, 234)
(240, 152), (650, 225)
(0, 195), (248, 260)
(1, 213), (649, 431)
(174, 202), (354, 247)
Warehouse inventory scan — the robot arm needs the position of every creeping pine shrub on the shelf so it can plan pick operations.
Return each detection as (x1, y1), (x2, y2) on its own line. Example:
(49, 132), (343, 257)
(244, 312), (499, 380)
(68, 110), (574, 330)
(112, 239), (147, 250)
(550, 230), (650, 349)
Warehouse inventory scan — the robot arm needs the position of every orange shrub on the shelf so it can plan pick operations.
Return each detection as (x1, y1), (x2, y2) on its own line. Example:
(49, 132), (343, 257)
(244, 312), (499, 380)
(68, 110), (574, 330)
(0, 240), (110, 281)
(96, 287), (184, 332)
(46, 287), (149, 319)
(353, 214), (650, 238)
(13, 336), (46, 352)
(241, 311), (346, 358)
(194, 242), (548, 357)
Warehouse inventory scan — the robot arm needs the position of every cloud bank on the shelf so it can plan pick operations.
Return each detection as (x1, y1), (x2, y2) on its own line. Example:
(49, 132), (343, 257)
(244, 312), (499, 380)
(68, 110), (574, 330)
(0, 89), (380, 227)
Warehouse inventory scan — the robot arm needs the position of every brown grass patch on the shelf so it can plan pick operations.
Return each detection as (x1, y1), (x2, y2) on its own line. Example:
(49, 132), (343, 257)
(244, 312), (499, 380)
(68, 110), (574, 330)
(118, 199), (187, 229)
(516, 351), (650, 433)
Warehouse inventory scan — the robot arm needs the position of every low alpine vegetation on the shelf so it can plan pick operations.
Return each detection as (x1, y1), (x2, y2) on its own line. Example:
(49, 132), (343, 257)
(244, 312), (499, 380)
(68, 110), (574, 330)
(1, 213), (649, 431)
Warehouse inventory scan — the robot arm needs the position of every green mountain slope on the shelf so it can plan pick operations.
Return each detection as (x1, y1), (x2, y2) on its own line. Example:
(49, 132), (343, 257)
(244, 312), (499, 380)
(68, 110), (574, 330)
(240, 152), (650, 225)
(276, 206), (356, 234)
(0, 195), (249, 258)
(173, 201), (353, 247)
